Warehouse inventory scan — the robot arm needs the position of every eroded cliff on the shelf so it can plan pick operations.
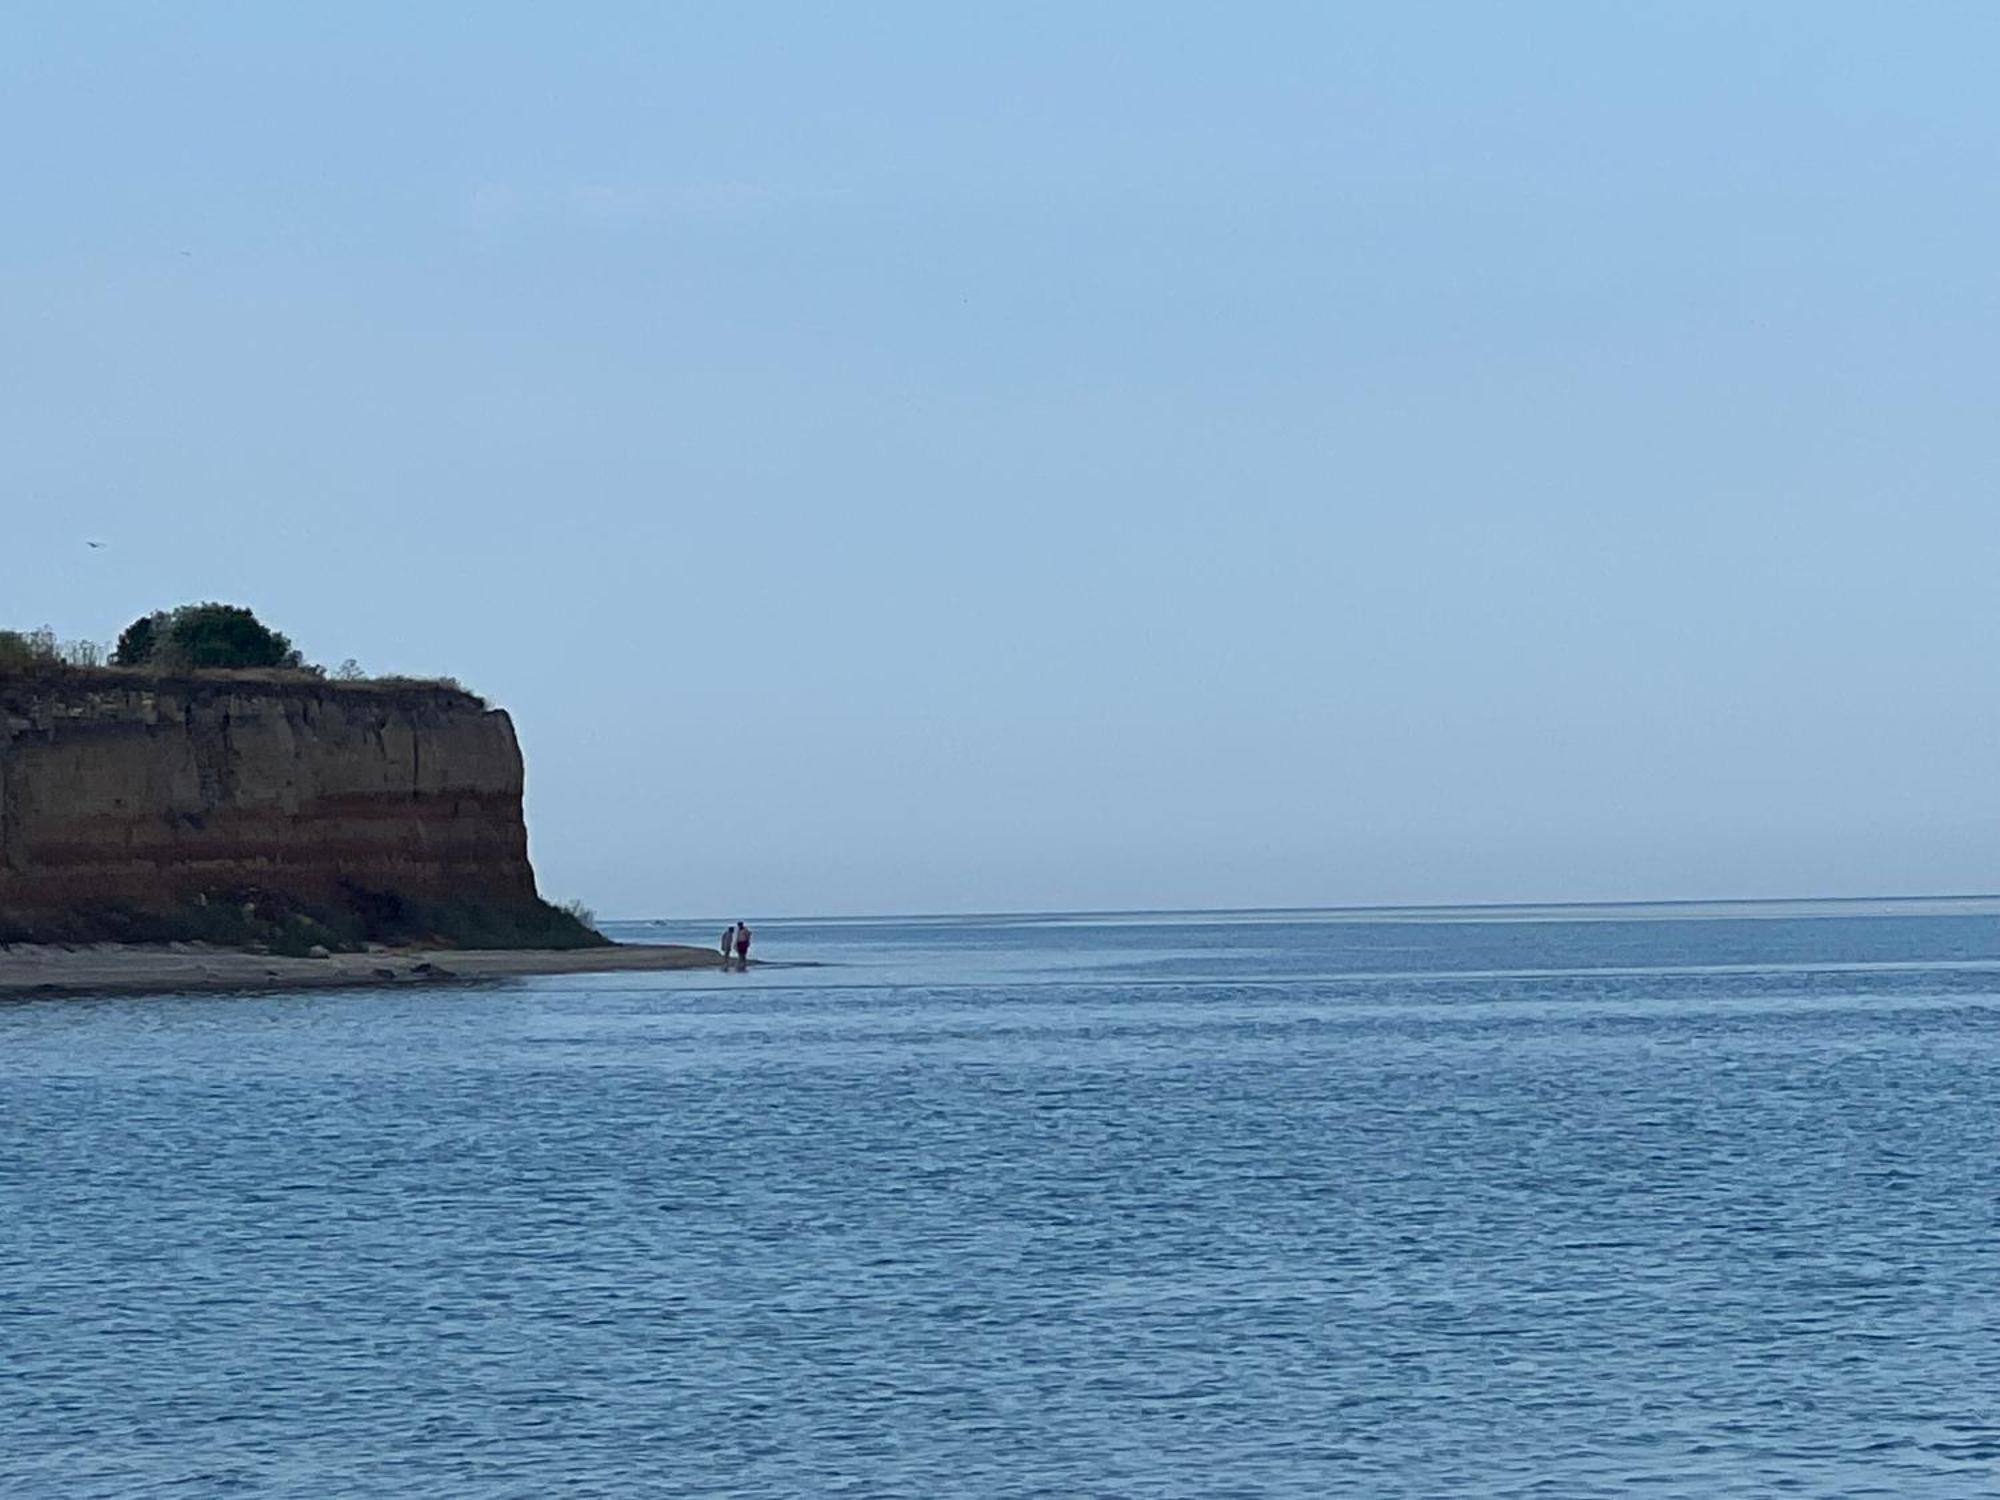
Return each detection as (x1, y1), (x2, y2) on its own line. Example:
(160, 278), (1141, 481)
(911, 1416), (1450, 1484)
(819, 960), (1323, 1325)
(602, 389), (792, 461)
(0, 672), (572, 946)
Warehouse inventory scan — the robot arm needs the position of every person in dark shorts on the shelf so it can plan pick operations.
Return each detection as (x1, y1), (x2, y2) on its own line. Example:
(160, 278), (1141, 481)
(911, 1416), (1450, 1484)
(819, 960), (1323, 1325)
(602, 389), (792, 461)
(719, 923), (736, 963)
(733, 921), (752, 967)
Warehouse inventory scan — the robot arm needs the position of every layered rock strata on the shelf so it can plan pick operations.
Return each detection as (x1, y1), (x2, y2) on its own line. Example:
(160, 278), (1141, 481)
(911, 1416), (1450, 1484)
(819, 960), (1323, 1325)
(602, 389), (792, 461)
(0, 674), (541, 935)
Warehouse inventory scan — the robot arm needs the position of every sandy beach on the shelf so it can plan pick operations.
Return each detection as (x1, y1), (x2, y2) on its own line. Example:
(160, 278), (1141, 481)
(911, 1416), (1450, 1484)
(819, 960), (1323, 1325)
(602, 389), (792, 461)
(0, 941), (729, 999)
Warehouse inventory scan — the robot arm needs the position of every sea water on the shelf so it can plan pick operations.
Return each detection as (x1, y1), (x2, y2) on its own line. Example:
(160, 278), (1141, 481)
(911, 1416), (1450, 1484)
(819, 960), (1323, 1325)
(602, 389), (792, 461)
(4, 901), (2000, 1496)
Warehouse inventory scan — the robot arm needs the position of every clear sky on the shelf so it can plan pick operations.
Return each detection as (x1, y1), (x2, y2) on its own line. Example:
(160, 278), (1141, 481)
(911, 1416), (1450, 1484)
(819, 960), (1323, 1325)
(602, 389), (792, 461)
(5, 4), (1999, 917)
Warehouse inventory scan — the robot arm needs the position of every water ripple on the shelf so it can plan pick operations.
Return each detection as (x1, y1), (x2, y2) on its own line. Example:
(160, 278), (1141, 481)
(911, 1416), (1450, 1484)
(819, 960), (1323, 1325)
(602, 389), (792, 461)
(5, 911), (2000, 1495)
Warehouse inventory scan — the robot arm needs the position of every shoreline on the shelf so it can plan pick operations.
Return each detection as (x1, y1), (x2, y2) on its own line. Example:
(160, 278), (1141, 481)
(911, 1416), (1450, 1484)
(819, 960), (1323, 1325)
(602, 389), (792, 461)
(0, 941), (732, 999)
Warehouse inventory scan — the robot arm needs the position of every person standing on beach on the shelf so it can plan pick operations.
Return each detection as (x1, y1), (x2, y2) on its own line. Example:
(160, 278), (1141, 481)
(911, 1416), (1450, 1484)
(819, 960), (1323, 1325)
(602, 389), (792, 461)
(733, 921), (752, 968)
(720, 923), (736, 963)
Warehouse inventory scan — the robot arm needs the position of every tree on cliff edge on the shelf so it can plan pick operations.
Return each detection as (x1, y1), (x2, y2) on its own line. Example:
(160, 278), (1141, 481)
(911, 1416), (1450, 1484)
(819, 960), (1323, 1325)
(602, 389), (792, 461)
(113, 604), (306, 671)
(110, 613), (160, 666)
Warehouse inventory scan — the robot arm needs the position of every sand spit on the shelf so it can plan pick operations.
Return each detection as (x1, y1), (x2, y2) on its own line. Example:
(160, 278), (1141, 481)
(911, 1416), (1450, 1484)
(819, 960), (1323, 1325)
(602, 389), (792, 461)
(0, 942), (728, 999)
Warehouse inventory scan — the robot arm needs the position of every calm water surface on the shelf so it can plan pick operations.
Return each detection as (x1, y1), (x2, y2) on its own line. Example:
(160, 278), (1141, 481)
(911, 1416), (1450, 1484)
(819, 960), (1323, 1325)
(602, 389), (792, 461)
(5, 901), (2000, 1496)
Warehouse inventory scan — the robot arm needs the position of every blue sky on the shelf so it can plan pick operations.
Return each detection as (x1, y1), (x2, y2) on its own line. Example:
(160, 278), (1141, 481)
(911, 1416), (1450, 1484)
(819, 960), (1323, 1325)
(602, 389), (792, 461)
(6, 4), (2000, 915)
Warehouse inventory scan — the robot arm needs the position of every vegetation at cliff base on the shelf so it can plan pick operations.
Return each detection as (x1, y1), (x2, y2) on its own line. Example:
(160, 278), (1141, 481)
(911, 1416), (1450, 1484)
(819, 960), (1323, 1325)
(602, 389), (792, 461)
(0, 889), (609, 953)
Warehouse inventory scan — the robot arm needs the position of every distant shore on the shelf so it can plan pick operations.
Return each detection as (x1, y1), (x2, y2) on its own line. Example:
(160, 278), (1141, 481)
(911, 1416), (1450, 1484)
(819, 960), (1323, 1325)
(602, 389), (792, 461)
(0, 941), (729, 999)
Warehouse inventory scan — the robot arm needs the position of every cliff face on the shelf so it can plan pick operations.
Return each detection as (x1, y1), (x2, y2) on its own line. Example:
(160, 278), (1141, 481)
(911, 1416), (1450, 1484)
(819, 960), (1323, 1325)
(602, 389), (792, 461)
(0, 675), (542, 937)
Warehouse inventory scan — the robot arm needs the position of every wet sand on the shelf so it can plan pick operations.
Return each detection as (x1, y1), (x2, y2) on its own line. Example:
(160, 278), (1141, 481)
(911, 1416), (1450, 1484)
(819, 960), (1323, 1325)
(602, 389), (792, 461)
(0, 941), (730, 998)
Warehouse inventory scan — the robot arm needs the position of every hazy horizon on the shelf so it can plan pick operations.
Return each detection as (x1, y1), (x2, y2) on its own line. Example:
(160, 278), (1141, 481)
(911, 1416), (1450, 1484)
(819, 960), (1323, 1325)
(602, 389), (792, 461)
(9, 5), (2000, 918)
(608, 891), (2000, 925)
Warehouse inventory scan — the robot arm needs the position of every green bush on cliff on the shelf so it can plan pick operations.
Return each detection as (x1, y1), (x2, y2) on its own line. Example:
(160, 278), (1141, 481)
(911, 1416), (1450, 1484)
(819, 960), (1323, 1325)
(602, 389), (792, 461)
(0, 628), (101, 671)
(0, 631), (39, 671)
(109, 614), (160, 667)
(113, 603), (307, 671)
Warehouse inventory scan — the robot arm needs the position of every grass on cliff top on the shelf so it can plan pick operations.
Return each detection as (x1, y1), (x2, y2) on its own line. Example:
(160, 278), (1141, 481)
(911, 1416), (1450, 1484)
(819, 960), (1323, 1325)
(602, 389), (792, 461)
(0, 659), (487, 708)
(0, 630), (486, 706)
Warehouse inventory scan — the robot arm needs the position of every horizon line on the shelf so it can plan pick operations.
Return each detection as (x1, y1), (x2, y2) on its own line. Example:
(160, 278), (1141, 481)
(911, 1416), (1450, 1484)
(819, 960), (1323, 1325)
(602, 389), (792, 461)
(601, 890), (2000, 926)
